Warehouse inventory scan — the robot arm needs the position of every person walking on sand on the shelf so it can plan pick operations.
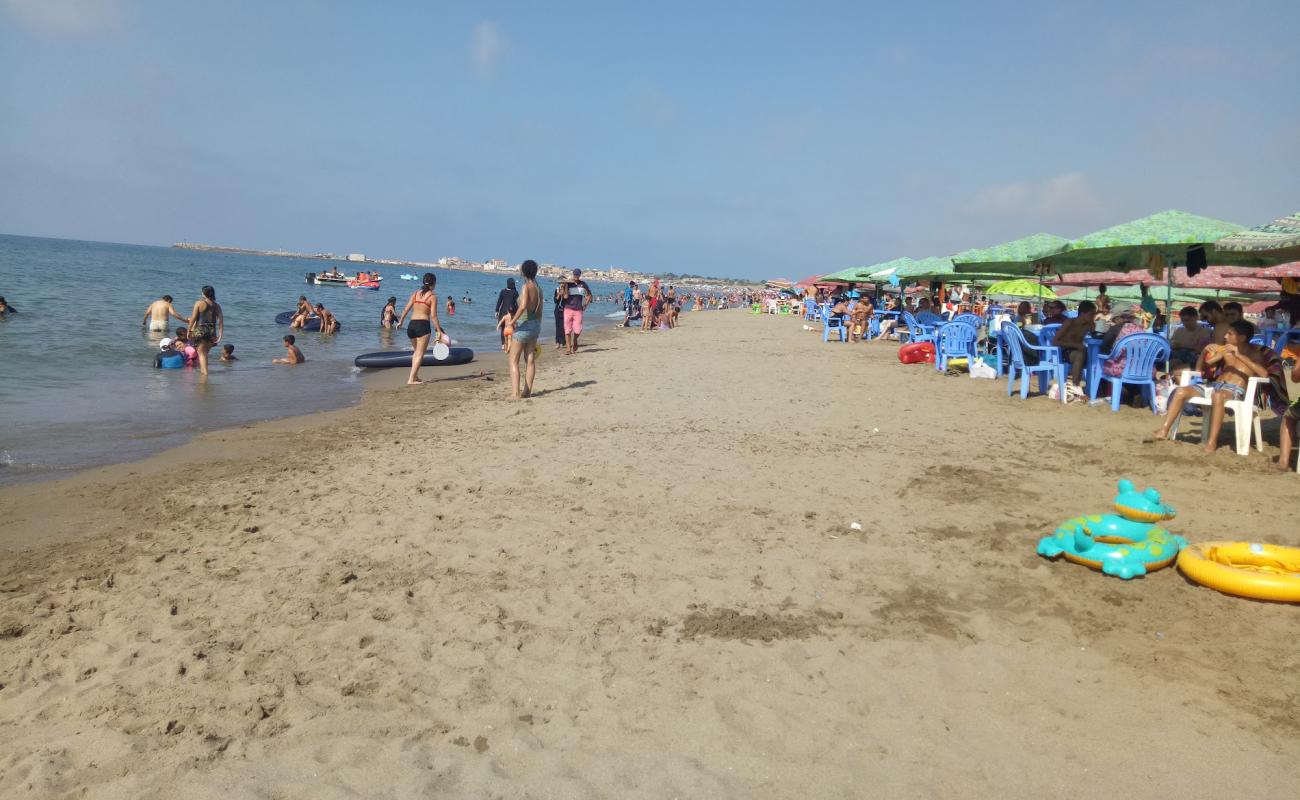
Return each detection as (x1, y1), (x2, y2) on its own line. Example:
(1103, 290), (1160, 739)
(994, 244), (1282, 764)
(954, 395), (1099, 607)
(187, 286), (223, 375)
(397, 272), (445, 385)
(143, 295), (188, 332)
(494, 277), (519, 351)
(561, 268), (592, 354)
(501, 260), (543, 399)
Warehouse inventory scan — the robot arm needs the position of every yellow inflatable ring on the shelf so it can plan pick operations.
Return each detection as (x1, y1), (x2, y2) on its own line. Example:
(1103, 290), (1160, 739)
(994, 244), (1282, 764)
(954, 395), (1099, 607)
(1177, 541), (1300, 603)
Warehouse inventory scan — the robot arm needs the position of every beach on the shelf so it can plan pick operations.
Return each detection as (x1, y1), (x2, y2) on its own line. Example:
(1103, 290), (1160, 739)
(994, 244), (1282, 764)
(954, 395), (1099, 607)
(1, 310), (1297, 798)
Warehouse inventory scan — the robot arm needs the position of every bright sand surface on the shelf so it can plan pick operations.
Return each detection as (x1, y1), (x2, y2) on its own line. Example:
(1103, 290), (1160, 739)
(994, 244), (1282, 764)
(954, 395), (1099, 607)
(1, 310), (1298, 798)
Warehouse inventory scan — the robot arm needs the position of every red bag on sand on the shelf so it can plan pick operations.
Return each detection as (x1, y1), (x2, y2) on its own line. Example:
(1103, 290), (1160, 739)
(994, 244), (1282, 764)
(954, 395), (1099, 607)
(898, 342), (935, 364)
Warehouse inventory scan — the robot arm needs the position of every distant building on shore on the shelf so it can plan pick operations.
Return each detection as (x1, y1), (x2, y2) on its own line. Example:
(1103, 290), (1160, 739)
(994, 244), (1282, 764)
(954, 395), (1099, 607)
(346, 253), (366, 262)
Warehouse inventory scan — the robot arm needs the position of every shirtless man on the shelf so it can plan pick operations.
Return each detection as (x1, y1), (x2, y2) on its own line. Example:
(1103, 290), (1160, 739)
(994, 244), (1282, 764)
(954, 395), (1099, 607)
(291, 296), (315, 329)
(1155, 320), (1269, 453)
(272, 334), (305, 364)
(849, 297), (872, 342)
(142, 295), (188, 332)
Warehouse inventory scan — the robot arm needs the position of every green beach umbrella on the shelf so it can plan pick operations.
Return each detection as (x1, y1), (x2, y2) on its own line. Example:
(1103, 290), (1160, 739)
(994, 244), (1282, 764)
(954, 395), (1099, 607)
(818, 267), (865, 282)
(985, 279), (1058, 300)
(1051, 210), (1247, 272)
(862, 257), (917, 282)
(1214, 210), (1300, 260)
(951, 233), (1070, 275)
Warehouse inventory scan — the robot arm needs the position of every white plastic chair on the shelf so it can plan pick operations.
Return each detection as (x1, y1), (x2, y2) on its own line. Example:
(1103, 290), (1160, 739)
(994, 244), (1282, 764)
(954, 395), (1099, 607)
(1165, 371), (1265, 456)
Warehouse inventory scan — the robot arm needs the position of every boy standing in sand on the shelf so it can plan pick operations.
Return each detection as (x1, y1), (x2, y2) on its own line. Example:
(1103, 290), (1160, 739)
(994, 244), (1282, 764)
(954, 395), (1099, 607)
(273, 335), (305, 364)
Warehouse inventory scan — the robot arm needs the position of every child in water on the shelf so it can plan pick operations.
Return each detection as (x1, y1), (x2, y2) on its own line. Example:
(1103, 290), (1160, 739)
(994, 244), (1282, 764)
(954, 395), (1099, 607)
(220, 344), (238, 362)
(446, 297), (456, 316)
(272, 334), (305, 365)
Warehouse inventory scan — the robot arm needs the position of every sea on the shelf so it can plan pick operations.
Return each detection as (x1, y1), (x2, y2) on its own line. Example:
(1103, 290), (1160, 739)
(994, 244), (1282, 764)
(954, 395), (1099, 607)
(0, 234), (631, 486)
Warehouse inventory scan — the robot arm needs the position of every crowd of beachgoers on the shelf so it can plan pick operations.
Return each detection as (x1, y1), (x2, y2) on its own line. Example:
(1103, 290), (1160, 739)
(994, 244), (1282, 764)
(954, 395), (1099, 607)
(781, 283), (1300, 469)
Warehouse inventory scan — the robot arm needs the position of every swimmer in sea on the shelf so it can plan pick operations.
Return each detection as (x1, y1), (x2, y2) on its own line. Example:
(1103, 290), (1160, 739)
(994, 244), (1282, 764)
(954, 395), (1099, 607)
(142, 295), (188, 332)
(220, 344), (238, 362)
(272, 334), (305, 364)
(0, 296), (13, 316)
(446, 297), (456, 316)
(314, 303), (337, 334)
(291, 296), (314, 329)
(187, 285), (223, 375)
(381, 296), (399, 329)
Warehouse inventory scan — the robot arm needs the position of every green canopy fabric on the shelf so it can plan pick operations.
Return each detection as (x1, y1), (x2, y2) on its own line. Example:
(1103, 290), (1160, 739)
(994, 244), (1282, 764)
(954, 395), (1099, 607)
(820, 266), (875, 282)
(1214, 211), (1300, 259)
(951, 233), (1070, 274)
(985, 279), (1058, 299)
(1051, 210), (1254, 272)
(862, 256), (917, 281)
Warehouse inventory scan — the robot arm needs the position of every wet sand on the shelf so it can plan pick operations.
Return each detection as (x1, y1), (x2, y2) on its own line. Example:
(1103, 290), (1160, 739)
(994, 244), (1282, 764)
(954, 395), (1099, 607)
(1, 310), (1297, 798)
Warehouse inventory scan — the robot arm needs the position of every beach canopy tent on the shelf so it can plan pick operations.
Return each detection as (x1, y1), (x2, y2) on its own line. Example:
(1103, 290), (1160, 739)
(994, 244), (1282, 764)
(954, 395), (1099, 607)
(819, 264), (889, 282)
(1056, 283), (1265, 306)
(1214, 211), (1300, 261)
(1250, 262), (1300, 279)
(857, 257), (917, 282)
(1046, 210), (1258, 272)
(985, 279), (1059, 300)
(951, 233), (1070, 275)
(871, 255), (1021, 284)
(1050, 266), (1278, 294)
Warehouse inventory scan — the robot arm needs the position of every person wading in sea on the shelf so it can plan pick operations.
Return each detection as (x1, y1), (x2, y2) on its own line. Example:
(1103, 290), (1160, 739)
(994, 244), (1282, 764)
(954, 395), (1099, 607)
(187, 286), (223, 375)
(142, 295), (188, 333)
(397, 272), (445, 386)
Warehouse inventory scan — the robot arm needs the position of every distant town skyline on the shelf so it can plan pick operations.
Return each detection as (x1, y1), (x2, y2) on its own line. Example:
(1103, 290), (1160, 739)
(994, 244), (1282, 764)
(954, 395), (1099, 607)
(2, 1), (1298, 280)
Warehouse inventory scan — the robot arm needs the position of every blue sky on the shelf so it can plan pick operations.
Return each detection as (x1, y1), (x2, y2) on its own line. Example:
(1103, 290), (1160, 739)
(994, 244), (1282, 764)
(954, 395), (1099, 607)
(2, 1), (1298, 279)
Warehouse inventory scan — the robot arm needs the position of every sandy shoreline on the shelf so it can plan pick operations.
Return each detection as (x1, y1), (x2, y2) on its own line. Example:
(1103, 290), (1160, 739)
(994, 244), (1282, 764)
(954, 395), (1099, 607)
(2, 310), (1297, 798)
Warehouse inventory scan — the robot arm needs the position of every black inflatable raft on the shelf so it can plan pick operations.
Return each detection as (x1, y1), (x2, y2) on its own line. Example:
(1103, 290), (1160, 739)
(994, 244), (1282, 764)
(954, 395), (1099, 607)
(354, 347), (475, 369)
(274, 311), (341, 332)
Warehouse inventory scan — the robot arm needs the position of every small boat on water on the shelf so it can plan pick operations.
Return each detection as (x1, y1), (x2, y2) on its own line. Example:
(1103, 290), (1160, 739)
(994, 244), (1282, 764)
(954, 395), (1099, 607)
(306, 270), (384, 287)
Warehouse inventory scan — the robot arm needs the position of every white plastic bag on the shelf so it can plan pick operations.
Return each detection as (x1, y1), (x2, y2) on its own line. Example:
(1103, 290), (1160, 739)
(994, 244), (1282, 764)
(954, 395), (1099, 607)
(969, 359), (996, 380)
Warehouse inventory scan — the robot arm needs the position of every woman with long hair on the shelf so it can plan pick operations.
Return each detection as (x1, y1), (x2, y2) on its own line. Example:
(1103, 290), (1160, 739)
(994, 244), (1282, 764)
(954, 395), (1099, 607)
(380, 296), (398, 329)
(187, 285), (223, 375)
(504, 260), (543, 399)
(552, 282), (566, 350)
(397, 273), (444, 385)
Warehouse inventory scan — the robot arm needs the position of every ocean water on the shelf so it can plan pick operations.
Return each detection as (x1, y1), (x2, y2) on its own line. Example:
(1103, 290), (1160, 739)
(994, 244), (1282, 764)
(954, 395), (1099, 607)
(0, 234), (627, 485)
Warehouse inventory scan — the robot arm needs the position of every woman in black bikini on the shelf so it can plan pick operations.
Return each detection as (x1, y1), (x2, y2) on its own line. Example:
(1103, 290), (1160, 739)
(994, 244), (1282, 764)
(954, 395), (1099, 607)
(187, 285), (223, 375)
(397, 273), (444, 385)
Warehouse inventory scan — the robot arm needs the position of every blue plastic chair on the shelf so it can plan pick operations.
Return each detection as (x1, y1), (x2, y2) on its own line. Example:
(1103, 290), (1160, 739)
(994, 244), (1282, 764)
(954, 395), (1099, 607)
(950, 313), (983, 330)
(802, 298), (818, 321)
(900, 310), (938, 345)
(1000, 322), (1066, 403)
(935, 322), (979, 372)
(1087, 333), (1170, 413)
(1037, 323), (1062, 348)
(822, 310), (846, 342)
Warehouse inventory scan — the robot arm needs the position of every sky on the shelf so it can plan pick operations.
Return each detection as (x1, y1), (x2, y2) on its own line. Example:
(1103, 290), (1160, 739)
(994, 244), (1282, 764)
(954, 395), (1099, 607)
(2, 1), (1298, 280)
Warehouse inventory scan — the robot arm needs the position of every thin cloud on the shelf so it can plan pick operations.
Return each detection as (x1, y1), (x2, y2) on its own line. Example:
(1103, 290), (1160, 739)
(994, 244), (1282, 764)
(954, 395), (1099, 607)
(968, 172), (1112, 234)
(471, 21), (505, 78)
(3, 0), (123, 35)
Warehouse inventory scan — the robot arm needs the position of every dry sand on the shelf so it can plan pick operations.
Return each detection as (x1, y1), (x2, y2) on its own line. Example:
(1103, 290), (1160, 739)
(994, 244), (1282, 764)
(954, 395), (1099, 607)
(1, 310), (1298, 798)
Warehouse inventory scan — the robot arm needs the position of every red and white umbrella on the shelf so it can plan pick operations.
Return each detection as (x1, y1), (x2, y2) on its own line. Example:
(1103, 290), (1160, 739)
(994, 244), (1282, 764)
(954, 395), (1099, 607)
(1052, 266), (1277, 293)
(1249, 262), (1300, 279)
